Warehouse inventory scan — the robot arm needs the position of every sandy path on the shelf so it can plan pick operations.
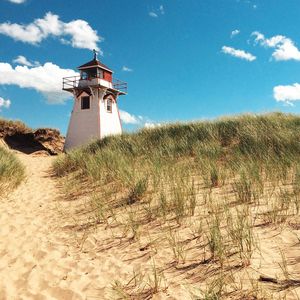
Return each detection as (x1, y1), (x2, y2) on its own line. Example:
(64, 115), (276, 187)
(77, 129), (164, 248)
(0, 153), (174, 300)
(0, 153), (105, 300)
(0, 153), (81, 299)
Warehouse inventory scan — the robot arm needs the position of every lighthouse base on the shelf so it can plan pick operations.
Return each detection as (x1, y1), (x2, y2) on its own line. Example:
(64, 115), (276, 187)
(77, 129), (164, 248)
(64, 90), (122, 151)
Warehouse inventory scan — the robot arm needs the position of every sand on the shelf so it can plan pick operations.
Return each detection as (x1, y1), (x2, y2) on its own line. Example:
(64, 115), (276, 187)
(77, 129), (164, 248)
(0, 152), (176, 299)
(1, 152), (300, 299)
(0, 153), (124, 300)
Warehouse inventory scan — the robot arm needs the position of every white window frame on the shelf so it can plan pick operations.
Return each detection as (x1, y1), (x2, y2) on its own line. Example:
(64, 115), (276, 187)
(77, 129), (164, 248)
(106, 98), (113, 113)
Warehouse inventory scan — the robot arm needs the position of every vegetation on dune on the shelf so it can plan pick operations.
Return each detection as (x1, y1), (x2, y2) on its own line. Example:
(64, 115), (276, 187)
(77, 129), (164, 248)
(0, 118), (64, 155)
(0, 118), (31, 137)
(54, 113), (300, 298)
(54, 112), (300, 177)
(0, 147), (25, 195)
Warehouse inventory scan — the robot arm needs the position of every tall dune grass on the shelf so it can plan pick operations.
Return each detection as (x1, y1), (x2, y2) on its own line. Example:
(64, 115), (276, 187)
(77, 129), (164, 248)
(54, 112), (300, 231)
(54, 113), (300, 206)
(0, 147), (25, 195)
(54, 113), (300, 176)
(54, 112), (300, 298)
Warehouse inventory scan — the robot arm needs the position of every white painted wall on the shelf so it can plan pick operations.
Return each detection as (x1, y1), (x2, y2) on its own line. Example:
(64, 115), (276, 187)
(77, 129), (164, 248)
(64, 88), (122, 151)
(100, 96), (122, 138)
(78, 78), (112, 89)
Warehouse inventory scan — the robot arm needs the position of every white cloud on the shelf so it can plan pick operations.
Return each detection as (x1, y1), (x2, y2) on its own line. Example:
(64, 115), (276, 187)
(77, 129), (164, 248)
(13, 55), (39, 67)
(119, 110), (139, 124)
(122, 66), (133, 72)
(149, 12), (158, 18)
(231, 29), (240, 38)
(144, 122), (161, 129)
(0, 22), (42, 44)
(63, 19), (102, 52)
(221, 46), (256, 61)
(7, 0), (26, 3)
(252, 31), (286, 47)
(119, 110), (160, 128)
(273, 83), (300, 105)
(159, 5), (165, 15)
(35, 12), (63, 37)
(149, 5), (165, 18)
(0, 97), (11, 110)
(272, 40), (300, 61)
(0, 61), (78, 104)
(252, 31), (300, 61)
(0, 12), (101, 51)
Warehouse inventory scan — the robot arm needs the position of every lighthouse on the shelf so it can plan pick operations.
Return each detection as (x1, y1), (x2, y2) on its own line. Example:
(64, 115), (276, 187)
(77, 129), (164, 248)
(62, 50), (127, 151)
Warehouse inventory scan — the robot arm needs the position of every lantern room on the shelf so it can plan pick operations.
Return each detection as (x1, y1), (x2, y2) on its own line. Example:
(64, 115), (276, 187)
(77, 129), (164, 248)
(63, 50), (127, 95)
(78, 53), (113, 82)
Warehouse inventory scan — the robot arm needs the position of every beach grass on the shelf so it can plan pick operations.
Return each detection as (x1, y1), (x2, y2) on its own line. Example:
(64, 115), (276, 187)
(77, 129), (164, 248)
(0, 147), (25, 195)
(54, 112), (300, 298)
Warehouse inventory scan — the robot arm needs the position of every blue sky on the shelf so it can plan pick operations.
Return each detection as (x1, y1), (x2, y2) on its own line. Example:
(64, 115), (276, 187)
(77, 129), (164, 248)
(1, 0), (300, 134)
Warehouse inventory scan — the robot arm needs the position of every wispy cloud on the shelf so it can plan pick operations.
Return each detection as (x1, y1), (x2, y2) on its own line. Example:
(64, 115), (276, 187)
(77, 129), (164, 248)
(252, 31), (300, 61)
(144, 122), (161, 129)
(273, 83), (300, 105)
(231, 29), (240, 38)
(7, 0), (26, 3)
(0, 61), (78, 104)
(0, 12), (102, 51)
(0, 97), (11, 110)
(122, 66), (133, 72)
(119, 109), (160, 128)
(149, 12), (158, 18)
(238, 0), (258, 10)
(159, 5), (165, 15)
(119, 110), (139, 124)
(149, 5), (165, 18)
(221, 46), (256, 61)
(13, 55), (39, 67)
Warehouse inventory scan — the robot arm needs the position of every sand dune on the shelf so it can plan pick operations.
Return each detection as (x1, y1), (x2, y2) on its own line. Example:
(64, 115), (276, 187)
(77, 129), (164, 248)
(1, 152), (300, 299)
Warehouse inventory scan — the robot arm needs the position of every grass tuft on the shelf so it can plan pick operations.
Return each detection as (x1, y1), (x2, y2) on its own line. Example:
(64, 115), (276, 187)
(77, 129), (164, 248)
(0, 147), (25, 195)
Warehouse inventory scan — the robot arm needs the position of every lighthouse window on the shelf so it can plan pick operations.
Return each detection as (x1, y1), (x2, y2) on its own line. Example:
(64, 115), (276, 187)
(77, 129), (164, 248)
(106, 99), (112, 113)
(97, 69), (103, 79)
(81, 72), (88, 80)
(81, 96), (90, 110)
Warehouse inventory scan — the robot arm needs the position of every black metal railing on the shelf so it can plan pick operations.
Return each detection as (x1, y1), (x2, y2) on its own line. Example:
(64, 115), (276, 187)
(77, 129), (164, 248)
(113, 79), (128, 94)
(62, 76), (81, 90)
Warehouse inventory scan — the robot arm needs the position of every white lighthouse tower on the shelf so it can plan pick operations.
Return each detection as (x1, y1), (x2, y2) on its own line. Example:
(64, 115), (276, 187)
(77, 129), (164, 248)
(63, 51), (127, 151)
